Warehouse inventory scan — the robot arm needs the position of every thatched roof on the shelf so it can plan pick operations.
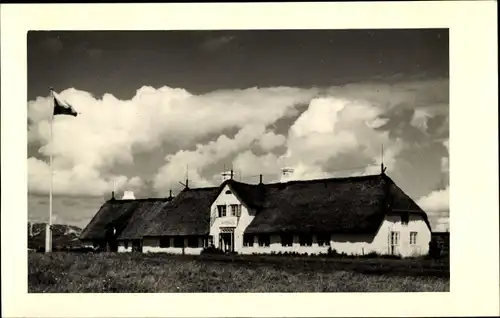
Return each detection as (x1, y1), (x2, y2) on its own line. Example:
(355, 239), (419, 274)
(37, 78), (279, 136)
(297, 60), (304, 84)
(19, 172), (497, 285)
(117, 200), (172, 240)
(244, 174), (389, 234)
(82, 173), (431, 239)
(139, 180), (264, 237)
(386, 180), (432, 230)
(229, 181), (266, 208)
(142, 187), (220, 237)
(79, 198), (172, 241)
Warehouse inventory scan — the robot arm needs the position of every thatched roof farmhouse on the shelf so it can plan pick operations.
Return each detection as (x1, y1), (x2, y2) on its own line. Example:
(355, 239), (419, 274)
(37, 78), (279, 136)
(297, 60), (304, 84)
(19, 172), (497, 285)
(80, 172), (431, 257)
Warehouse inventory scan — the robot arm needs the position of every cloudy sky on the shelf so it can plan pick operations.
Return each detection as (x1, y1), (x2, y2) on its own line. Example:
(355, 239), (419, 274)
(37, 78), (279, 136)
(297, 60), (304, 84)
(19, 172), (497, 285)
(27, 30), (449, 231)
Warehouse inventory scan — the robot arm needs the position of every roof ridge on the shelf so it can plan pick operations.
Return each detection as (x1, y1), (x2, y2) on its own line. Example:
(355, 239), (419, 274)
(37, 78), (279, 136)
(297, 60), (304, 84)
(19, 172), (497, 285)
(138, 174), (389, 199)
(183, 186), (219, 191)
(265, 173), (385, 186)
(109, 197), (173, 202)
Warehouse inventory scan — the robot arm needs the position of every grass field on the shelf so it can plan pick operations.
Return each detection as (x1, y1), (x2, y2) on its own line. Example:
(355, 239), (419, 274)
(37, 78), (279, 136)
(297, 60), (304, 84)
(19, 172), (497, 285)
(28, 252), (449, 293)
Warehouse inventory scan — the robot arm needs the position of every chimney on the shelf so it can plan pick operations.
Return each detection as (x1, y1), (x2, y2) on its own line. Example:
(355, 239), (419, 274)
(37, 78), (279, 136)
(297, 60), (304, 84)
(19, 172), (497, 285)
(230, 169), (234, 180)
(280, 167), (294, 182)
(122, 191), (136, 200)
(221, 170), (232, 183)
(259, 174), (263, 184)
(111, 191), (115, 200)
(169, 189), (173, 198)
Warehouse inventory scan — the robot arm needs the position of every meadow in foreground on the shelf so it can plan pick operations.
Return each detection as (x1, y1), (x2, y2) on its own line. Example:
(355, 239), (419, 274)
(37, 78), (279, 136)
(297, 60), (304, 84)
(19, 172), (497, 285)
(28, 252), (449, 293)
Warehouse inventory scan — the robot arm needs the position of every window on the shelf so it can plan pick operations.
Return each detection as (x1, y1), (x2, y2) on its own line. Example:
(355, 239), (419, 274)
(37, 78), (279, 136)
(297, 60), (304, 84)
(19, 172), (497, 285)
(299, 234), (313, 246)
(225, 190), (232, 194)
(390, 231), (400, 255)
(243, 234), (254, 247)
(187, 236), (198, 248)
(124, 241), (129, 249)
(410, 232), (418, 245)
(217, 205), (227, 217)
(173, 237), (184, 248)
(317, 234), (331, 246)
(159, 237), (170, 248)
(390, 231), (400, 245)
(280, 234), (293, 247)
(258, 235), (270, 247)
(230, 204), (242, 217)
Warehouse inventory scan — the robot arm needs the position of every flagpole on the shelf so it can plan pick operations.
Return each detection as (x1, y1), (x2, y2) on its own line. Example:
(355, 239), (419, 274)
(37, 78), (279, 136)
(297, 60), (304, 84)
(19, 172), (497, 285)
(45, 88), (54, 253)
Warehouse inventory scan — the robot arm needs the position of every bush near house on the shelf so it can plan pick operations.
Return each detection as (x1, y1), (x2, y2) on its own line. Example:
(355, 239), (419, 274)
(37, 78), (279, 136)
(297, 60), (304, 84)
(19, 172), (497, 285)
(28, 252), (449, 293)
(200, 246), (226, 255)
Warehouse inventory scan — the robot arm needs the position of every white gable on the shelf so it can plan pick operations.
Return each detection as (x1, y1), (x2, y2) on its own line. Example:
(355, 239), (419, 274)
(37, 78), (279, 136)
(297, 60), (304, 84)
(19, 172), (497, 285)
(209, 183), (256, 251)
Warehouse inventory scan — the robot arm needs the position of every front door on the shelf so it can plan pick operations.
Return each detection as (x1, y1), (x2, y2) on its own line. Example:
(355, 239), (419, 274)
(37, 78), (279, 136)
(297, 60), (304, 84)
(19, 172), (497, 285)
(220, 232), (234, 253)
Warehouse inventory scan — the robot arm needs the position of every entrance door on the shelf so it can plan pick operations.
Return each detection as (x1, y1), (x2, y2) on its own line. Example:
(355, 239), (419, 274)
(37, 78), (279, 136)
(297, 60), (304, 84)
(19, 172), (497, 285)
(220, 232), (234, 253)
(390, 231), (400, 255)
(132, 239), (142, 253)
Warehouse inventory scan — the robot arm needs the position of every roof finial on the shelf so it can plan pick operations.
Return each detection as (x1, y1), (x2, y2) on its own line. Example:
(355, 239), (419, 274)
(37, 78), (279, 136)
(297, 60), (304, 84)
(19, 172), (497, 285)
(169, 189), (173, 198)
(381, 144), (386, 174)
(230, 168), (234, 180)
(111, 179), (116, 200)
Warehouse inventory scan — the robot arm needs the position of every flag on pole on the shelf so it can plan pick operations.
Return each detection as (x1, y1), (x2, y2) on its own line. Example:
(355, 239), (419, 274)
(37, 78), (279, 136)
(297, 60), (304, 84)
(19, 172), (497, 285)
(52, 90), (78, 117)
(45, 88), (79, 253)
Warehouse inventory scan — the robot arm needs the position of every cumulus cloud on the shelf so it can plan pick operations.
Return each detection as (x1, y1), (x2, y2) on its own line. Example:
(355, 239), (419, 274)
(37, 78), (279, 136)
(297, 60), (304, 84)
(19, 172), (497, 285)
(417, 185), (449, 231)
(231, 96), (406, 184)
(28, 78), (448, 200)
(441, 157), (449, 174)
(181, 81), (440, 188)
(232, 151), (283, 183)
(433, 217), (450, 232)
(442, 139), (449, 152)
(153, 124), (267, 192)
(440, 138), (450, 175)
(258, 131), (286, 151)
(28, 157), (143, 197)
(414, 137), (450, 230)
(418, 186), (449, 213)
(411, 108), (432, 133)
(324, 78), (449, 112)
(284, 97), (402, 175)
(410, 105), (449, 134)
(28, 86), (318, 197)
(152, 93), (407, 191)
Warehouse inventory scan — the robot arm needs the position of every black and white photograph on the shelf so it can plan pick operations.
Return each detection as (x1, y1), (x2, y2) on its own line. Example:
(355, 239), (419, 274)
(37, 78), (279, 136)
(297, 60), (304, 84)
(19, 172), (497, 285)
(26, 28), (450, 293)
(1, 2), (498, 318)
